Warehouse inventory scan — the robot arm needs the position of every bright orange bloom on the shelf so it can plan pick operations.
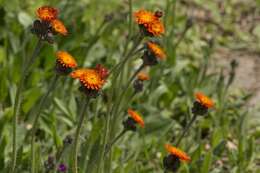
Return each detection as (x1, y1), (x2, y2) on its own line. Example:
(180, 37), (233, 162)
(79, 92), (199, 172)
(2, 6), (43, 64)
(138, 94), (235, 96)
(137, 72), (150, 81)
(147, 42), (166, 60)
(70, 69), (86, 79)
(147, 20), (165, 36)
(37, 6), (58, 21)
(70, 69), (89, 79)
(56, 51), (77, 68)
(134, 10), (157, 26)
(51, 19), (68, 36)
(79, 69), (105, 90)
(165, 144), (191, 162)
(195, 92), (214, 108)
(127, 109), (144, 128)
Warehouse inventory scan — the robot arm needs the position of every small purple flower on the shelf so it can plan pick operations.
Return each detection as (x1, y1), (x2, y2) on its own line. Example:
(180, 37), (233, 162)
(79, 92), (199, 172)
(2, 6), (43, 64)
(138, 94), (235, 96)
(58, 163), (67, 172)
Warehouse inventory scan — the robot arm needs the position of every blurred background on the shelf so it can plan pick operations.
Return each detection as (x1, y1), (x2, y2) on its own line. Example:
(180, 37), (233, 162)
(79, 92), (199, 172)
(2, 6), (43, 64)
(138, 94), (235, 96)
(0, 0), (259, 172)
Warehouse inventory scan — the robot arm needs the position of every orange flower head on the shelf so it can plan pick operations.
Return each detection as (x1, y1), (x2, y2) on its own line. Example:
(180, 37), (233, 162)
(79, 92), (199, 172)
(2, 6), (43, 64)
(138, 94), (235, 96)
(56, 51), (77, 68)
(147, 42), (166, 60)
(137, 72), (150, 81)
(70, 69), (88, 79)
(127, 109), (144, 128)
(195, 92), (214, 108)
(37, 6), (58, 21)
(165, 144), (191, 162)
(147, 20), (165, 36)
(79, 69), (105, 90)
(134, 10), (158, 26)
(51, 19), (68, 36)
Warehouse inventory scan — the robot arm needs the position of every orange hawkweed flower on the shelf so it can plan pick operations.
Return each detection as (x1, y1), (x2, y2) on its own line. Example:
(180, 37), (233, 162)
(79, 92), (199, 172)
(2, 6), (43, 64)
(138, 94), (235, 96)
(56, 51), (77, 68)
(147, 20), (165, 36)
(70, 69), (89, 79)
(134, 10), (157, 26)
(127, 109), (144, 128)
(51, 19), (68, 36)
(165, 144), (191, 162)
(147, 42), (166, 60)
(37, 6), (58, 21)
(137, 72), (149, 81)
(79, 69), (105, 90)
(195, 92), (214, 108)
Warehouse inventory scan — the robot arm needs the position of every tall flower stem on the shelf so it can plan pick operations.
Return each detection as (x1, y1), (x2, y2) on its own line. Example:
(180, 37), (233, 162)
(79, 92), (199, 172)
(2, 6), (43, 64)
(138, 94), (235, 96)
(72, 98), (89, 173)
(10, 39), (43, 173)
(109, 35), (143, 76)
(105, 129), (127, 156)
(174, 114), (197, 147)
(31, 74), (59, 173)
(113, 63), (145, 115)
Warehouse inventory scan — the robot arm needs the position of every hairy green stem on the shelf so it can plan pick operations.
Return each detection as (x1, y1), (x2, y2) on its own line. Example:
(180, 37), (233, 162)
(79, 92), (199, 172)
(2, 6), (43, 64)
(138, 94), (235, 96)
(175, 114), (197, 147)
(10, 40), (43, 173)
(72, 98), (89, 173)
(113, 64), (145, 116)
(31, 74), (59, 173)
(105, 129), (127, 156)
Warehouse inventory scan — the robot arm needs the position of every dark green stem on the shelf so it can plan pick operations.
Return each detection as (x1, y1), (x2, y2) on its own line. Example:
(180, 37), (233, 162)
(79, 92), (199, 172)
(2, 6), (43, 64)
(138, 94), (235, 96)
(31, 74), (59, 173)
(173, 26), (190, 50)
(114, 64), (145, 114)
(175, 114), (197, 147)
(72, 98), (89, 173)
(105, 129), (127, 156)
(10, 39), (43, 173)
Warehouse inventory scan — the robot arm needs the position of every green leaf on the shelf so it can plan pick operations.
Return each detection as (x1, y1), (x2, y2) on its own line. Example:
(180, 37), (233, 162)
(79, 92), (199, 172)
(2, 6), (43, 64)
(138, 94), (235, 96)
(18, 11), (33, 28)
(201, 152), (213, 173)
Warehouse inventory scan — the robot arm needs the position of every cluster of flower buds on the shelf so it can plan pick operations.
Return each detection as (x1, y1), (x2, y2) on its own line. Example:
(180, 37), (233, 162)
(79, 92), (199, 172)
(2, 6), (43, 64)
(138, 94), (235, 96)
(31, 6), (68, 43)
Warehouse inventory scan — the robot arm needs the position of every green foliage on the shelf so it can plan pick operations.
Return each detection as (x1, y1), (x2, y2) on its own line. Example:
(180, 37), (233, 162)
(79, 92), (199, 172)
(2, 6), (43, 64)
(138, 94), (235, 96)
(0, 0), (259, 173)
